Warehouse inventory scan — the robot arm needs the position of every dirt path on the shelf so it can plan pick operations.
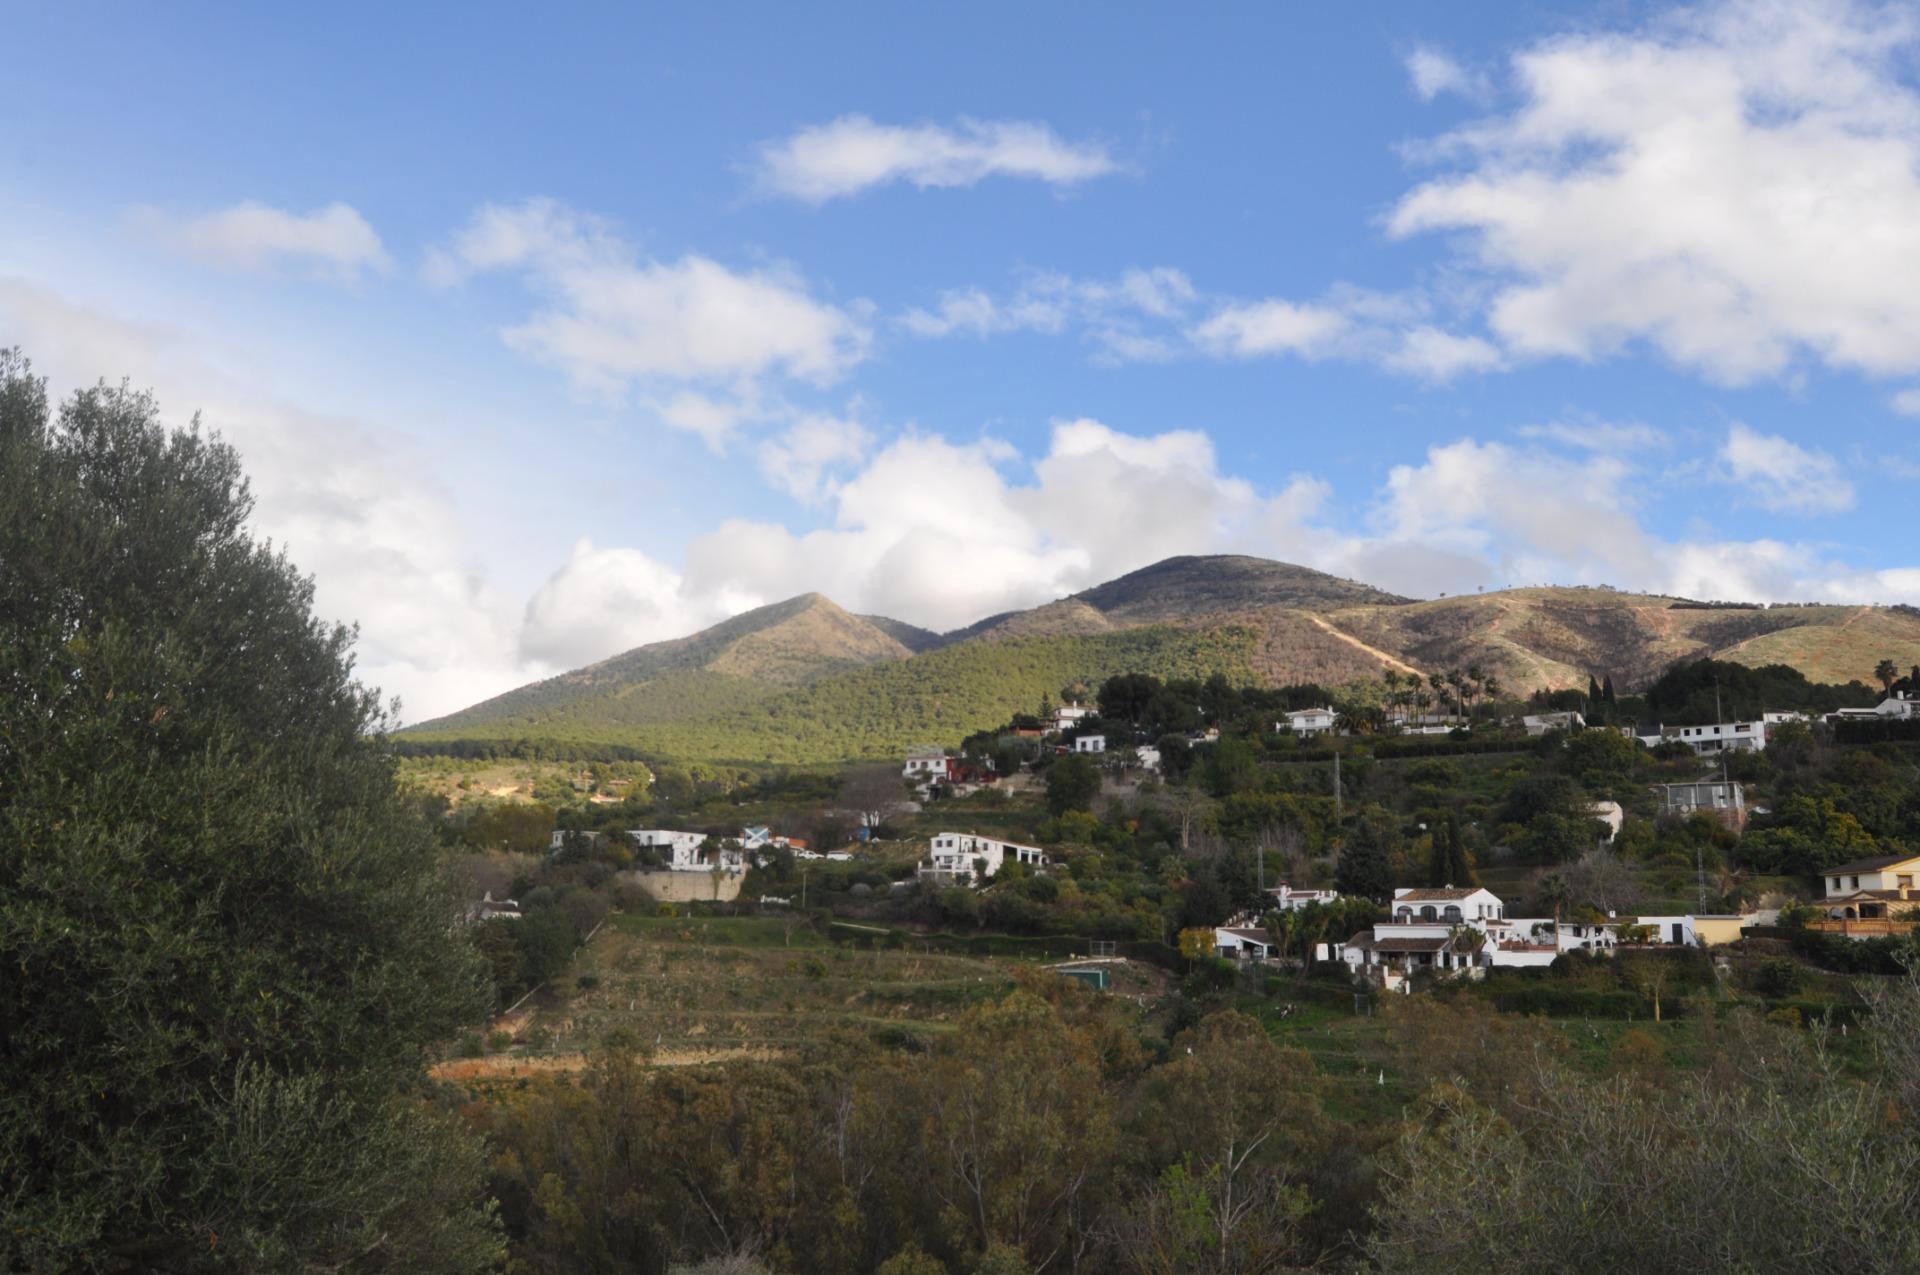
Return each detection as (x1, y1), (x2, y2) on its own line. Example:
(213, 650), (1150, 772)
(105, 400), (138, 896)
(432, 1044), (784, 1082)
(1303, 614), (1424, 676)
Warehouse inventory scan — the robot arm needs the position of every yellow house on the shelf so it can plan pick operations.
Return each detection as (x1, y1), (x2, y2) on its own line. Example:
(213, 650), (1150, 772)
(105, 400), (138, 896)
(1819, 853), (1920, 919)
(1691, 915), (1748, 946)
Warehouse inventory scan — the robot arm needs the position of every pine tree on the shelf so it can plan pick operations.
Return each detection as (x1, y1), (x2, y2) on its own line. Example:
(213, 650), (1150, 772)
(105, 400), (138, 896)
(1335, 813), (1396, 901)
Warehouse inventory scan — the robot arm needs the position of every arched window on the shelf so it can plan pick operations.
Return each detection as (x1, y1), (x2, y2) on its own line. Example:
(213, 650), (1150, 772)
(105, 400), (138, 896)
(1419, 905), (1437, 921)
(1443, 905), (1462, 922)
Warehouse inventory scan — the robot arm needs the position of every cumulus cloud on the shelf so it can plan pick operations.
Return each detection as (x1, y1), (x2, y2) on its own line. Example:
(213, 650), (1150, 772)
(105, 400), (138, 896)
(518, 538), (722, 668)
(1382, 326), (1505, 379)
(1891, 387), (1920, 415)
(753, 115), (1119, 202)
(756, 413), (874, 503)
(513, 411), (1920, 674)
(1718, 421), (1855, 513)
(427, 199), (869, 440)
(0, 279), (523, 721)
(1190, 299), (1353, 359)
(1390, 0), (1920, 384)
(1405, 47), (1490, 101)
(130, 200), (389, 281)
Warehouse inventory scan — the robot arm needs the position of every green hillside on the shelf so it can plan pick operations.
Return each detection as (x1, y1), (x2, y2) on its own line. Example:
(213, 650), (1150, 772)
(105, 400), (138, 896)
(402, 624), (1261, 763)
(401, 555), (1920, 764)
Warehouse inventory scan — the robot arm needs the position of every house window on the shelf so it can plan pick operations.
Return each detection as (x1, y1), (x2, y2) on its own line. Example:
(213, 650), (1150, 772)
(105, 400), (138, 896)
(1852, 876), (1861, 890)
(1443, 905), (1462, 922)
(1900, 876), (1914, 889)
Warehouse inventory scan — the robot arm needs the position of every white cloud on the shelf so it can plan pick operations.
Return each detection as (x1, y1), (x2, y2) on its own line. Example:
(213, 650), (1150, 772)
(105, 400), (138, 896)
(518, 538), (720, 669)
(1718, 421), (1855, 513)
(1517, 418), (1670, 453)
(1891, 387), (1920, 415)
(901, 268), (1199, 362)
(756, 413), (874, 503)
(1190, 299), (1353, 359)
(1391, 0), (1920, 384)
(753, 115), (1119, 202)
(1405, 47), (1489, 102)
(131, 201), (389, 281)
(0, 279), (524, 722)
(1383, 326), (1505, 379)
(428, 199), (869, 436)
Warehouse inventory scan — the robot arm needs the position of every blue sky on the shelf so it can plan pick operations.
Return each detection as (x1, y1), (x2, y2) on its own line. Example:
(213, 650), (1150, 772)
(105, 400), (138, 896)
(4, 0), (1919, 719)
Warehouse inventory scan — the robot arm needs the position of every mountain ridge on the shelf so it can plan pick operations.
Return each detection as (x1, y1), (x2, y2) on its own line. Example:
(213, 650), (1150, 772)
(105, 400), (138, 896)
(402, 555), (1920, 760)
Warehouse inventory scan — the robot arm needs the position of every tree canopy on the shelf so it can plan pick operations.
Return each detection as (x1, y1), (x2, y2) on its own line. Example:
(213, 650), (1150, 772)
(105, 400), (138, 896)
(0, 352), (499, 1271)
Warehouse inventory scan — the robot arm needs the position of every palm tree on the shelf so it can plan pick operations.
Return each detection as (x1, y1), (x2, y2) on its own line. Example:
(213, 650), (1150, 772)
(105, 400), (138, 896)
(1444, 669), (1468, 718)
(1876, 658), (1900, 696)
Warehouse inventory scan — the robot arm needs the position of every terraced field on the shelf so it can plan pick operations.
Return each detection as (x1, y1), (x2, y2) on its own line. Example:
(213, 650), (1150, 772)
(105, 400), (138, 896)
(467, 914), (1172, 1067)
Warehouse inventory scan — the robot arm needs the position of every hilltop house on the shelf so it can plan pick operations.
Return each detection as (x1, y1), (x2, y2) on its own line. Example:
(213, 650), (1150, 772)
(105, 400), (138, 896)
(1817, 853), (1920, 931)
(627, 829), (745, 873)
(1073, 734), (1107, 754)
(1390, 885), (1506, 926)
(1214, 925), (1280, 961)
(1268, 883), (1340, 911)
(1830, 693), (1920, 724)
(466, 891), (523, 922)
(1663, 720), (1769, 755)
(1325, 887), (1507, 989)
(1135, 744), (1163, 772)
(918, 831), (1049, 886)
(1652, 780), (1747, 830)
(1282, 707), (1337, 736)
(903, 747), (954, 783)
(548, 829), (605, 856)
(1051, 704), (1094, 732)
(1522, 711), (1585, 736)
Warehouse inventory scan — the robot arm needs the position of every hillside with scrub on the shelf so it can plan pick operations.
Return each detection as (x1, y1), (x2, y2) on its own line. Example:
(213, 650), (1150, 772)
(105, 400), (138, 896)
(402, 557), (1920, 764)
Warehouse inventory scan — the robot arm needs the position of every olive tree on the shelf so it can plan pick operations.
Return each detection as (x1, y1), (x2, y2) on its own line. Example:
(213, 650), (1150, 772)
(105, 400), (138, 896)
(0, 352), (500, 1271)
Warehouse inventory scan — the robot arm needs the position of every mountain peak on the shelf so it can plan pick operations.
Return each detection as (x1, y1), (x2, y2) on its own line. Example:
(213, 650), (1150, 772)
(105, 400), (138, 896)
(1071, 554), (1409, 622)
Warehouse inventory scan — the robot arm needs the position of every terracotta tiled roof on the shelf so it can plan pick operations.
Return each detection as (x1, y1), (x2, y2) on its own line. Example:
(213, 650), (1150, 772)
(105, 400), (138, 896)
(1827, 854), (1920, 875)
(1372, 935), (1453, 954)
(1395, 887), (1484, 901)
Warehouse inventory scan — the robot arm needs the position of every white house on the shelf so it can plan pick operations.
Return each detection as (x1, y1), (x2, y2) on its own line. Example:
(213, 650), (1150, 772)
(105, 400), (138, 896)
(1325, 886), (1508, 989)
(1522, 711), (1586, 736)
(1630, 915), (1699, 946)
(1818, 852), (1920, 922)
(548, 829), (605, 855)
(1651, 780), (1747, 828)
(1051, 704), (1093, 731)
(1663, 720), (1769, 755)
(1073, 734), (1107, 754)
(1135, 744), (1162, 772)
(1268, 883), (1340, 911)
(918, 831), (1050, 886)
(627, 829), (744, 873)
(903, 747), (953, 783)
(1283, 707), (1337, 736)
(1830, 694), (1919, 724)
(466, 891), (523, 922)
(1390, 886), (1506, 927)
(1215, 926), (1280, 961)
